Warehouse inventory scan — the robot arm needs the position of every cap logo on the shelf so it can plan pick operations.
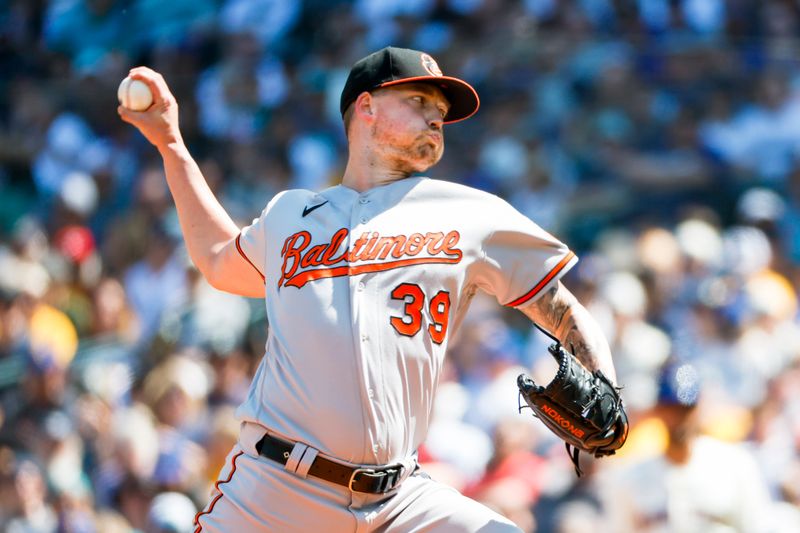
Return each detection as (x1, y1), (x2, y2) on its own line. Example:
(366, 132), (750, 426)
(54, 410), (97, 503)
(420, 54), (443, 77)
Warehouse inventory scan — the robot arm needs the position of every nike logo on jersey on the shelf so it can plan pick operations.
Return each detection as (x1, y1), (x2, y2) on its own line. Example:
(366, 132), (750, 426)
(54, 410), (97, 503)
(302, 201), (329, 217)
(278, 228), (463, 288)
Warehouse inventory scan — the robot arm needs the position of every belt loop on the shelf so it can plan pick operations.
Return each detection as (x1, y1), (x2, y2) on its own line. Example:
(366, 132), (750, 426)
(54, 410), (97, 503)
(285, 442), (308, 474)
(295, 447), (318, 478)
(239, 421), (268, 457)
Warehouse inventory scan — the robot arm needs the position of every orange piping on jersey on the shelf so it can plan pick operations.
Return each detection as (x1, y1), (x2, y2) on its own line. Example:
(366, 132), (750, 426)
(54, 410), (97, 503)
(283, 256), (462, 289)
(194, 450), (245, 532)
(235, 234), (266, 283)
(504, 251), (577, 308)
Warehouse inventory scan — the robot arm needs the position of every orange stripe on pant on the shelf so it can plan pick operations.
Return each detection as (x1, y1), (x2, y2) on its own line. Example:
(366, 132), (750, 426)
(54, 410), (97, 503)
(194, 451), (245, 533)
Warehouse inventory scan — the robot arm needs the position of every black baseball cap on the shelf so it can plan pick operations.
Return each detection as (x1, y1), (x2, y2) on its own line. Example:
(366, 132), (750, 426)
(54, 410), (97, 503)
(340, 47), (480, 124)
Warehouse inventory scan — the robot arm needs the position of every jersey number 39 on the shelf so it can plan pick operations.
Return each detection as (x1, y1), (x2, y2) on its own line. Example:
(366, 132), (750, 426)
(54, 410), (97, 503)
(390, 283), (450, 344)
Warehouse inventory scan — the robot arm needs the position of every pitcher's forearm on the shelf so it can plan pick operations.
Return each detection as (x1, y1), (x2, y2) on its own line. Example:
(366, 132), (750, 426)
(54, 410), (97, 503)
(521, 283), (617, 383)
(558, 303), (616, 383)
(159, 142), (240, 277)
(117, 67), (259, 292)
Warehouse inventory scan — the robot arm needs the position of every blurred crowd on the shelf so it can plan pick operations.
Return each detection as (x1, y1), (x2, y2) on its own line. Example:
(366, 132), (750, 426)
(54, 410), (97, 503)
(2, 0), (800, 531)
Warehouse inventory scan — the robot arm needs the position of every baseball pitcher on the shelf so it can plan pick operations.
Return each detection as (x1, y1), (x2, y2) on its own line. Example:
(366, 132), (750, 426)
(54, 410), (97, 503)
(118, 46), (625, 533)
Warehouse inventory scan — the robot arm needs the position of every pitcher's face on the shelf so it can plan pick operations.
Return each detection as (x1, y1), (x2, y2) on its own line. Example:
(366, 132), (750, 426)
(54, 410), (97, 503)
(368, 83), (450, 174)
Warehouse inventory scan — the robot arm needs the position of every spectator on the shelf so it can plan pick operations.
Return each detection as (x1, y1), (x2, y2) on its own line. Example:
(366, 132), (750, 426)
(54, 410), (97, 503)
(606, 362), (775, 532)
(5, 459), (57, 533)
(122, 223), (189, 345)
(464, 417), (545, 524)
(145, 491), (198, 533)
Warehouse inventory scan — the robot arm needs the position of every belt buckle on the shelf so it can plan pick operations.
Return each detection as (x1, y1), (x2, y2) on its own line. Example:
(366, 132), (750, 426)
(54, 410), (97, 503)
(348, 467), (376, 492)
(348, 465), (402, 494)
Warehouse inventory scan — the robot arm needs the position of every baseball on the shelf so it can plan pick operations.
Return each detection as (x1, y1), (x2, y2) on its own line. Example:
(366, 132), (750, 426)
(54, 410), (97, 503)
(117, 76), (153, 111)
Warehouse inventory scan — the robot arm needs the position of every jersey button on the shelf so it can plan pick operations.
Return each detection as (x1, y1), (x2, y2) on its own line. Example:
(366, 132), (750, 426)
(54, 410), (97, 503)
(360, 216), (367, 224)
(359, 198), (369, 204)
(361, 334), (369, 342)
(357, 282), (365, 291)
(367, 388), (374, 398)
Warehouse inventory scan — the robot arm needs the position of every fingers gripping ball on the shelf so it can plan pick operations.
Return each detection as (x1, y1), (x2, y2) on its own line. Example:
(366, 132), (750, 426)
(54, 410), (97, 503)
(517, 343), (629, 476)
(117, 76), (153, 111)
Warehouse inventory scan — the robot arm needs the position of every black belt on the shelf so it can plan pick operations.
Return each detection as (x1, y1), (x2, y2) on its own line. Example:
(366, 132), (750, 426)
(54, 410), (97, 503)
(255, 433), (404, 494)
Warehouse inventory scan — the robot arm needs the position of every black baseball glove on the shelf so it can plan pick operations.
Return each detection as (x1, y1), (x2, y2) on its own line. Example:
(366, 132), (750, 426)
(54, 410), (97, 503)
(517, 342), (628, 476)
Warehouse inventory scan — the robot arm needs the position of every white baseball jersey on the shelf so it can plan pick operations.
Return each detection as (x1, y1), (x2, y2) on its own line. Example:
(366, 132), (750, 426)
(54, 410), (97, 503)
(234, 176), (577, 466)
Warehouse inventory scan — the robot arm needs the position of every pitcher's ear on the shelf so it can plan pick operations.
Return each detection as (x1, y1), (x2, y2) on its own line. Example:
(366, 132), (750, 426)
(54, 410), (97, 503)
(355, 91), (374, 118)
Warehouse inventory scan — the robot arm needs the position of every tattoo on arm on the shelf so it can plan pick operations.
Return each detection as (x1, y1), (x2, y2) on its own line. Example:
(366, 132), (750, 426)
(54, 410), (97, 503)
(522, 282), (615, 379)
(532, 286), (572, 337)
